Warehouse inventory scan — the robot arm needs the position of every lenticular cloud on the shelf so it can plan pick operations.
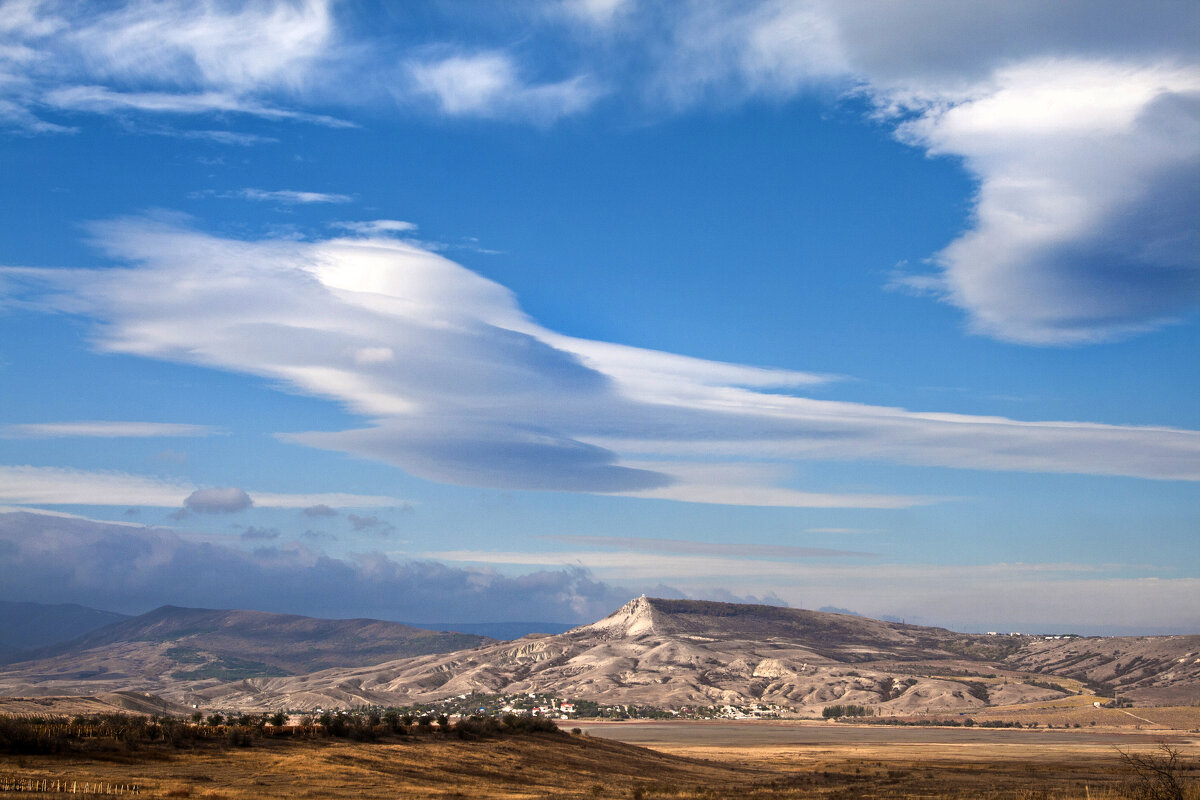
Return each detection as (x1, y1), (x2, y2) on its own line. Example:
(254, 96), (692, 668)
(2, 217), (1198, 507)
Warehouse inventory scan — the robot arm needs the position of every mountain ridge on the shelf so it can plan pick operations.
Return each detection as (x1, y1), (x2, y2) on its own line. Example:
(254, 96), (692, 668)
(1, 597), (1196, 712)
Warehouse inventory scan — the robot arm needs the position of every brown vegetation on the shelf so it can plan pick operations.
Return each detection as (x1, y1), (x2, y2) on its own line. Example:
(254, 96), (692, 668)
(1, 713), (1199, 798)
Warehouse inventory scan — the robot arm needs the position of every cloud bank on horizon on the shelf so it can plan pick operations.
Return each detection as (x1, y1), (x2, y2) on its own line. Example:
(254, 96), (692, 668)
(1, 508), (1193, 633)
(2, 0), (1196, 344)
(4, 216), (1198, 507)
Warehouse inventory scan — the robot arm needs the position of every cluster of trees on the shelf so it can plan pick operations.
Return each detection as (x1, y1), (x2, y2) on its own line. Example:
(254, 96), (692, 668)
(822, 704), (875, 719)
(0, 707), (568, 756)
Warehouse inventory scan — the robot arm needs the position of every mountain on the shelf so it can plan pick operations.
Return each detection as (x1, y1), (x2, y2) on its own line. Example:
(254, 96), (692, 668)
(0, 605), (489, 699)
(2, 597), (1196, 713)
(0, 601), (128, 658)
(193, 596), (1199, 712)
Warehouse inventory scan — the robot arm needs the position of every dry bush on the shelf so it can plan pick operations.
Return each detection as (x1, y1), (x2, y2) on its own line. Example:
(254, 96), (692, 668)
(1117, 744), (1190, 800)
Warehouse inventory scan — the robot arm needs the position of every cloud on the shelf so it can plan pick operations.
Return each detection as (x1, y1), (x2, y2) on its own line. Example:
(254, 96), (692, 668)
(630, 2), (1200, 343)
(239, 525), (281, 541)
(231, 188), (352, 204)
(63, 0), (335, 93)
(183, 487), (253, 514)
(346, 514), (394, 534)
(0, 420), (221, 438)
(544, 534), (873, 558)
(0, 464), (406, 509)
(333, 219), (418, 236)
(423, 544), (1200, 631)
(302, 504), (338, 518)
(0, 510), (635, 623)
(2, 219), (1198, 509)
(0, 0), (350, 132)
(40, 85), (355, 127)
(896, 62), (1200, 343)
(558, 0), (636, 29)
(407, 50), (603, 123)
(0, 509), (1192, 631)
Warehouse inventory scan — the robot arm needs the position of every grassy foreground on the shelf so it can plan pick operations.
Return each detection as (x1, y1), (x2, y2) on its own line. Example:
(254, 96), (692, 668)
(0, 715), (1198, 798)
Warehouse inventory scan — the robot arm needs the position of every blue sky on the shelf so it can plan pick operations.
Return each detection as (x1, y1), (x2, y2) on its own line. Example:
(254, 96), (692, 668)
(0, 0), (1197, 633)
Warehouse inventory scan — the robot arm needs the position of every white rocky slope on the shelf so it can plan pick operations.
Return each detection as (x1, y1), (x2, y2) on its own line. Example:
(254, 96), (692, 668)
(190, 597), (1080, 711)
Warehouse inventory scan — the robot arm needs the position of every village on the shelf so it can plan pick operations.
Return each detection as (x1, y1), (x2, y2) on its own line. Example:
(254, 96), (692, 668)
(309, 692), (789, 723)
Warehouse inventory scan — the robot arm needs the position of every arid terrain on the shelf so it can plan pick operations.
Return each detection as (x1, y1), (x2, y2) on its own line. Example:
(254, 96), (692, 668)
(1, 715), (1198, 799)
(1, 597), (1198, 715)
(1, 597), (1199, 797)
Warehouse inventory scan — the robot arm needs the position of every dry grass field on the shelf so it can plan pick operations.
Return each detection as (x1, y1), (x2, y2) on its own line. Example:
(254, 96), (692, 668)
(2, 715), (1200, 799)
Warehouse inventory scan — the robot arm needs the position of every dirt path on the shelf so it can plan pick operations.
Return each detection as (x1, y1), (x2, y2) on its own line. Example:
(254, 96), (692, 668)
(1115, 708), (1165, 727)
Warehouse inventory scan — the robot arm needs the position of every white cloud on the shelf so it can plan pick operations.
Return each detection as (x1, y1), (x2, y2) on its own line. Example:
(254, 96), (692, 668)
(895, 60), (1200, 343)
(632, 1), (1200, 343)
(408, 50), (603, 123)
(0, 420), (221, 438)
(334, 219), (418, 236)
(233, 188), (352, 204)
(2, 218), (1197, 508)
(64, 0), (334, 93)
(0, 464), (405, 509)
(40, 85), (355, 127)
(559, 0), (636, 29)
(0, 0), (356, 132)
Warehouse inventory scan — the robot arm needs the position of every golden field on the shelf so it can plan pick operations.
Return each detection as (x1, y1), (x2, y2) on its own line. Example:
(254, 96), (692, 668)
(2, 713), (1199, 799)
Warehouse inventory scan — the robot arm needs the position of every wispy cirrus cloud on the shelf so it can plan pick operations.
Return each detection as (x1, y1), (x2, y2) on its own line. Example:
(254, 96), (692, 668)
(0, 420), (221, 438)
(40, 85), (355, 127)
(541, 534), (873, 559)
(0, 0), (350, 132)
(230, 188), (352, 204)
(2, 218), (1197, 509)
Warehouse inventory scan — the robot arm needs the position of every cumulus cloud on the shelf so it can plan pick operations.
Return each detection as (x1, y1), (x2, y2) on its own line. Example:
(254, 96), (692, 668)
(3, 219), (1197, 507)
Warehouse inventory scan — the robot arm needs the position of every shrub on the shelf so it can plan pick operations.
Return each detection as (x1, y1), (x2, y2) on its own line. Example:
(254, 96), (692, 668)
(1117, 744), (1188, 800)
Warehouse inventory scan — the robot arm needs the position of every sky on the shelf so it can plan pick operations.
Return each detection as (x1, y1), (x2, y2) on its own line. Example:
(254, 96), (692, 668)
(0, 0), (1197, 634)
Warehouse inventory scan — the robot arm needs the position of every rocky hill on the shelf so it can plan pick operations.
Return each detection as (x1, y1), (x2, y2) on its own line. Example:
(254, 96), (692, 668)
(2, 597), (1196, 713)
(189, 597), (1199, 712)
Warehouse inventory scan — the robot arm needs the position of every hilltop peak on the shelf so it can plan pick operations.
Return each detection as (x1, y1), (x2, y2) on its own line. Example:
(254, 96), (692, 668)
(574, 595), (663, 638)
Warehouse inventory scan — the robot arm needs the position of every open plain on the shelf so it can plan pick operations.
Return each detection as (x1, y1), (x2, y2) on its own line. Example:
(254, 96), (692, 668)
(2, 715), (1199, 799)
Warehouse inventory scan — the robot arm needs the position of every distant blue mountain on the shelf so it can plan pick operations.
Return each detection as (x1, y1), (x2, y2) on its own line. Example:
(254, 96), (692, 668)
(0, 601), (128, 658)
